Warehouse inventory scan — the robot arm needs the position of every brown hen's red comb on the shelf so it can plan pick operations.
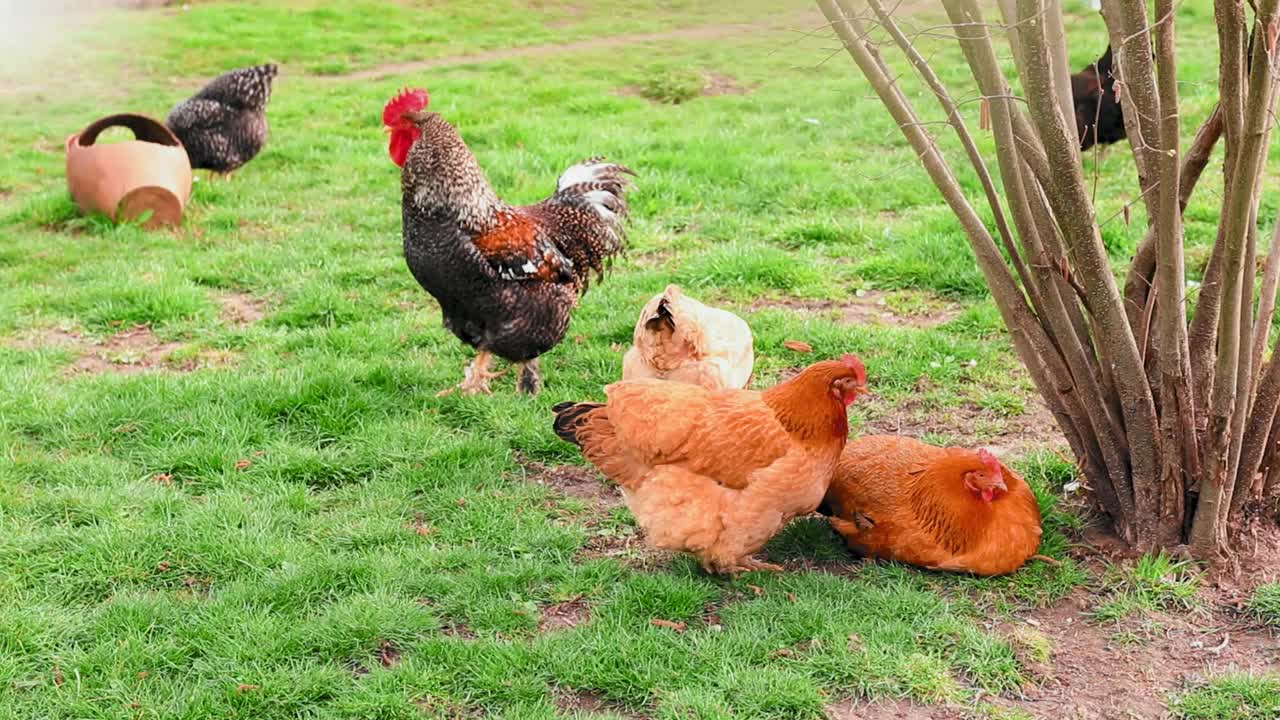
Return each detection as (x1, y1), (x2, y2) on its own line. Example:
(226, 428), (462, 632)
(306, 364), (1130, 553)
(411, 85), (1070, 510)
(977, 448), (1002, 477)
(840, 353), (867, 382)
(383, 87), (429, 127)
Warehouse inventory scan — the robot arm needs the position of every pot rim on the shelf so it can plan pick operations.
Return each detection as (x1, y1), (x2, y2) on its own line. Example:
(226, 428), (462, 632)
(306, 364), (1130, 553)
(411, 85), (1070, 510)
(74, 113), (182, 149)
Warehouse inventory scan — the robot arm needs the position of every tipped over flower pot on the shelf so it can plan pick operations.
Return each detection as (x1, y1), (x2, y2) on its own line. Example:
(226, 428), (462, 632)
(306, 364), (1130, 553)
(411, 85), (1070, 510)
(65, 113), (193, 229)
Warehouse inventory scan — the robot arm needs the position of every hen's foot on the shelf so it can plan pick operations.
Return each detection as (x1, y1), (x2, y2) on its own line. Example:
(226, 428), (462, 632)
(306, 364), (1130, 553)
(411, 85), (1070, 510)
(436, 352), (506, 397)
(852, 512), (875, 530)
(516, 360), (541, 395)
(729, 557), (784, 575)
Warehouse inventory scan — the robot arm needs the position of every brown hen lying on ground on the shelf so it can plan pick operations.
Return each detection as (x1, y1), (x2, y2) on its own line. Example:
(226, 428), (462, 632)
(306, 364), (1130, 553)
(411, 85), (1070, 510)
(819, 435), (1044, 577)
(553, 355), (868, 575)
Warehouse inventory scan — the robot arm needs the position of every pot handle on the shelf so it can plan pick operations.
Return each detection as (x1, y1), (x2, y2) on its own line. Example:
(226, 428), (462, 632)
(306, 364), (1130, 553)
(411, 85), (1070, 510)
(76, 113), (182, 148)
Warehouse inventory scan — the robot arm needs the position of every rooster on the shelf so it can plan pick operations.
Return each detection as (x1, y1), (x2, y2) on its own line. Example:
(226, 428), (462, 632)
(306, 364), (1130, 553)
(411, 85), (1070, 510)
(819, 436), (1043, 576)
(383, 88), (633, 395)
(622, 284), (754, 391)
(553, 355), (868, 575)
(1072, 46), (1126, 150)
(166, 63), (278, 174)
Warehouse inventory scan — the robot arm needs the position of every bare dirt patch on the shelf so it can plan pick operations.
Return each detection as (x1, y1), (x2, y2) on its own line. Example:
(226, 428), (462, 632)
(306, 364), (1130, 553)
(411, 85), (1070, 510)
(1204, 517), (1280, 606)
(217, 292), (266, 326)
(857, 378), (1065, 460)
(540, 596), (592, 633)
(8, 325), (236, 374)
(327, 10), (821, 81)
(516, 456), (621, 509)
(71, 325), (184, 374)
(826, 698), (965, 720)
(553, 688), (647, 719)
(751, 290), (962, 330)
(827, 587), (1279, 720)
(987, 592), (1280, 720)
(616, 71), (757, 103)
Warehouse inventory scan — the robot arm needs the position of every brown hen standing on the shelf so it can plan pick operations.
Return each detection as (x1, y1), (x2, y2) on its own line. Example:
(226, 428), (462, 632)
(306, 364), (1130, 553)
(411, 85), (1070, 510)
(553, 355), (868, 575)
(820, 435), (1043, 576)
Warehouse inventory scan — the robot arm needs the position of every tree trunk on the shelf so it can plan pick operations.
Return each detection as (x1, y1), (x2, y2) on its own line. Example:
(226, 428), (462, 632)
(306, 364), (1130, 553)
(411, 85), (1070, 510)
(817, 0), (1280, 557)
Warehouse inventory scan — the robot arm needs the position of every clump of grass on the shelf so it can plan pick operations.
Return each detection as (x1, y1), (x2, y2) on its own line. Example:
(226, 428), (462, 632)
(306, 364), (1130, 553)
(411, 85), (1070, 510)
(1170, 673), (1280, 720)
(1092, 552), (1201, 624)
(678, 241), (825, 295)
(640, 67), (703, 104)
(1249, 583), (1280, 627)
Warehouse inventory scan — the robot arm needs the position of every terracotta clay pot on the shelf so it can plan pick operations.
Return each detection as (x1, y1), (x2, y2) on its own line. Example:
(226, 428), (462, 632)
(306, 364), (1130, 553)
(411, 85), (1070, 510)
(65, 113), (193, 229)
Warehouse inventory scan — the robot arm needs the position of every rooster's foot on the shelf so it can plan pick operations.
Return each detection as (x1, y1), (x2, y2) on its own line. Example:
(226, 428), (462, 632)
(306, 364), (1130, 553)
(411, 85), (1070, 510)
(436, 352), (507, 396)
(458, 352), (506, 395)
(516, 360), (541, 395)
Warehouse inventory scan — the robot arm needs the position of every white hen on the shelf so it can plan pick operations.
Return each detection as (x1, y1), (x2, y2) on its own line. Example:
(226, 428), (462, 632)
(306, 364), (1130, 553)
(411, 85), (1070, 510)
(621, 284), (754, 391)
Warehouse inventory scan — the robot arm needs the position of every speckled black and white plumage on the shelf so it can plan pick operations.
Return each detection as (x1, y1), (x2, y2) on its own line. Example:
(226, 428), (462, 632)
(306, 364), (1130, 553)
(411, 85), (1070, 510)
(399, 111), (632, 391)
(167, 63), (278, 173)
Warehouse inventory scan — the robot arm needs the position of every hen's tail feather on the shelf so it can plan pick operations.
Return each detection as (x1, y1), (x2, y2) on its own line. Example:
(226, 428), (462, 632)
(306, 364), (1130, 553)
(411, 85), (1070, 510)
(552, 401), (605, 446)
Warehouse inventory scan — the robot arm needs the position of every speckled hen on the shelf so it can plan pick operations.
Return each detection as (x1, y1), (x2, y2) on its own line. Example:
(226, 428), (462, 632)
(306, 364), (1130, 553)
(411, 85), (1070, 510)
(167, 63), (278, 174)
(383, 88), (633, 396)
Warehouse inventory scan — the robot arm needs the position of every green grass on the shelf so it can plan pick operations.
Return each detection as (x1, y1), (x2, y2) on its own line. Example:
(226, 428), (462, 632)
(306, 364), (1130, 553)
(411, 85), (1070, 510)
(1250, 583), (1280, 627)
(1171, 674), (1280, 720)
(1091, 552), (1202, 624)
(0, 0), (1240, 718)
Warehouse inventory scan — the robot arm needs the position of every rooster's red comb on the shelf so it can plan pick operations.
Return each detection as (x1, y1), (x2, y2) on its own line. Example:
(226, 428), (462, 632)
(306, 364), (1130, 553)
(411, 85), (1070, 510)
(840, 353), (867, 382)
(977, 448), (1002, 477)
(383, 87), (429, 127)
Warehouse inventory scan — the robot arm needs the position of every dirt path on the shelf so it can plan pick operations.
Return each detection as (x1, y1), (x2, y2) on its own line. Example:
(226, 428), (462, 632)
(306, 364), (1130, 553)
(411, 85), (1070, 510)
(327, 10), (825, 81)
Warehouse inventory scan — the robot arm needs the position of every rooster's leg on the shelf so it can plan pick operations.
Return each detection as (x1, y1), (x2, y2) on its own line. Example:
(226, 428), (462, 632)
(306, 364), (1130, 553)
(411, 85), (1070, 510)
(516, 359), (541, 395)
(460, 351), (507, 395)
(437, 351), (507, 396)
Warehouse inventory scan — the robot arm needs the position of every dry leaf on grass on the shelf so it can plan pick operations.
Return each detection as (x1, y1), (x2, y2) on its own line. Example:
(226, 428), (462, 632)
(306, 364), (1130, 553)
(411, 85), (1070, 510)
(650, 619), (687, 632)
(783, 340), (812, 353)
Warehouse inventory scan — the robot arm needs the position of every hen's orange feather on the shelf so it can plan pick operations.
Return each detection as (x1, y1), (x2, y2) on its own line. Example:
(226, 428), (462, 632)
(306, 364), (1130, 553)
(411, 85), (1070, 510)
(823, 435), (1043, 576)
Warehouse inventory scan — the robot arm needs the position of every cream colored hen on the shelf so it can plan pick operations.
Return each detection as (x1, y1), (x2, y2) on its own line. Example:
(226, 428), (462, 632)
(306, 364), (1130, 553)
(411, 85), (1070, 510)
(621, 284), (754, 391)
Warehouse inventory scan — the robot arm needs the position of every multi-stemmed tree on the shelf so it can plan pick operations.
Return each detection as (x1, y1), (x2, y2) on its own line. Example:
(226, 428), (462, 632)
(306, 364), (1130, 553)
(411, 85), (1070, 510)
(816, 0), (1280, 557)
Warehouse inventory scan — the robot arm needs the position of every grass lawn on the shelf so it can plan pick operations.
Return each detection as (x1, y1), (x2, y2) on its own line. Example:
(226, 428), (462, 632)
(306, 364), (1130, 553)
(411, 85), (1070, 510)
(0, 1), (1276, 718)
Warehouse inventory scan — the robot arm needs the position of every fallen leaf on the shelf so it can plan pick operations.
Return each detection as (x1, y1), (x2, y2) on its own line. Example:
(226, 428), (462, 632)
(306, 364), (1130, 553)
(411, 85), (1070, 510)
(234, 459), (252, 470)
(236, 684), (259, 693)
(786, 592), (798, 603)
(747, 584), (764, 597)
(137, 671), (150, 680)
(153, 473), (172, 485)
(650, 619), (687, 632)
(455, 497), (467, 507)
(378, 640), (401, 667)
(771, 647), (794, 658)
(156, 561), (171, 572)
(783, 340), (812, 353)
(52, 666), (64, 687)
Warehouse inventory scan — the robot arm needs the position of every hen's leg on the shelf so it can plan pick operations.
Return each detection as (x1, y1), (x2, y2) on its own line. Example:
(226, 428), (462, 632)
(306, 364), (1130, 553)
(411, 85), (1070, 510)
(516, 359), (541, 395)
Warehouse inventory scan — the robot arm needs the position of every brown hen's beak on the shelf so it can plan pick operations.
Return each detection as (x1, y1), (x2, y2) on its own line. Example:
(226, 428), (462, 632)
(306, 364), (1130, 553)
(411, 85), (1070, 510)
(993, 477), (1008, 493)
